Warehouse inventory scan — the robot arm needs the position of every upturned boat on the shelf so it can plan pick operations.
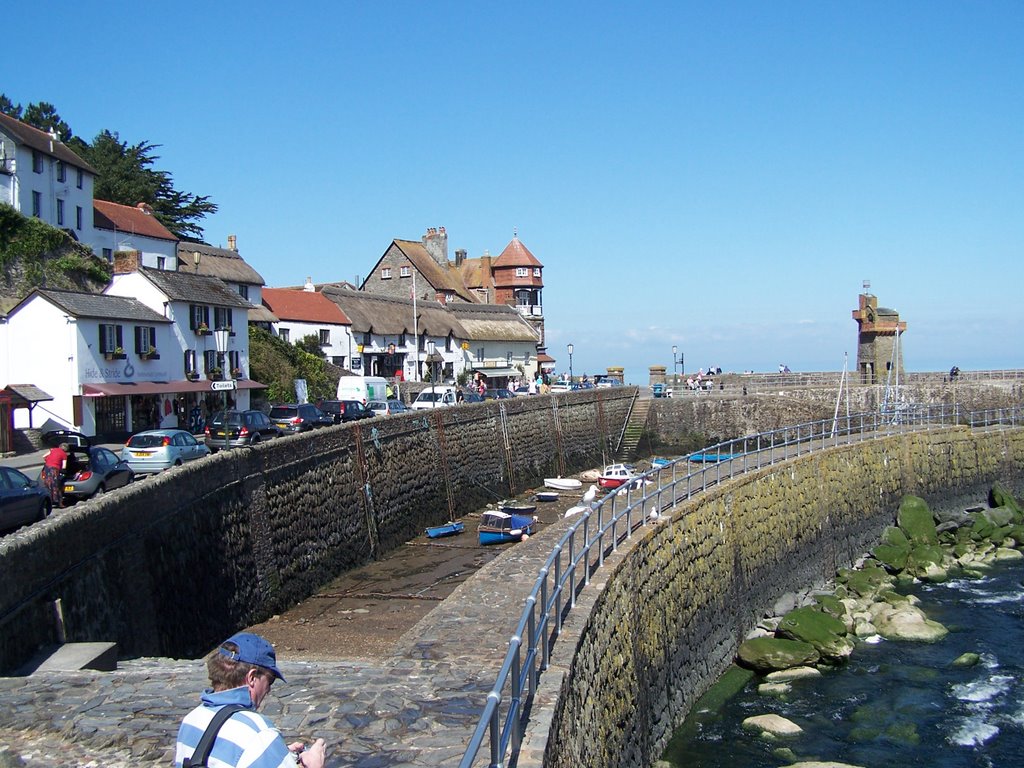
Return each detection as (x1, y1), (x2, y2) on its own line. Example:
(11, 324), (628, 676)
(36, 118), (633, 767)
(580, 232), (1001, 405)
(544, 477), (582, 491)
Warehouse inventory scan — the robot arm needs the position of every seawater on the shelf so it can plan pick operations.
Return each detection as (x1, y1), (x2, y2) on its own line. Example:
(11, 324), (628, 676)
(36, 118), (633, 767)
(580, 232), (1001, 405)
(661, 559), (1024, 768)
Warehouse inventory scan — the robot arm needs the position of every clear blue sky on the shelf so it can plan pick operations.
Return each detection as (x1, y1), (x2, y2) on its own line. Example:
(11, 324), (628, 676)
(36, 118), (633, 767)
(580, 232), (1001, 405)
(8, 2), (1022, 382)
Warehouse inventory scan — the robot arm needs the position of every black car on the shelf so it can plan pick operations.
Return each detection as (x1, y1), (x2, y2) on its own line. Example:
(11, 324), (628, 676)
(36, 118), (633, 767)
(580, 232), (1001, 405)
(205, 410), (283, 451)
(269, 403), (332, 433)
(321, 400), (375, 424)
(60, 446), (134, 502)
(41, 429), (91, 448)
(483, 388), (514, 400)
(0, 466), (51, 534)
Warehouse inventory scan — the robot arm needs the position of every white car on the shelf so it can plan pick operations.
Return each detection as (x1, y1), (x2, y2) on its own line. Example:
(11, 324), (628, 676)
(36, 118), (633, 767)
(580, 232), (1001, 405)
(410, 387), (458, 410)
(368, 399), (409, 416)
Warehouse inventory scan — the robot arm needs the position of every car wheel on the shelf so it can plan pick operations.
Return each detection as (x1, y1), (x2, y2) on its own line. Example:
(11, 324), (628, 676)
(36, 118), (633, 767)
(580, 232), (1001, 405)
(40, 498), (52, 520)
(95, 484), (106, 496)
(175, 459), (183, 466)
(251, 434), (261, 445)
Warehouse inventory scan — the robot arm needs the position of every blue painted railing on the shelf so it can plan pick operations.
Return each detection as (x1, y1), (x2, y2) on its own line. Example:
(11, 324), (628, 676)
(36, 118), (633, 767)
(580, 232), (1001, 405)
(458, 404), (1024, 767)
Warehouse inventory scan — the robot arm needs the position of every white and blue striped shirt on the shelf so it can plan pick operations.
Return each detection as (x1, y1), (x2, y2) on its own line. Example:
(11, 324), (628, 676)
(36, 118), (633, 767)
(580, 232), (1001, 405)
(175, 687), (297, 768)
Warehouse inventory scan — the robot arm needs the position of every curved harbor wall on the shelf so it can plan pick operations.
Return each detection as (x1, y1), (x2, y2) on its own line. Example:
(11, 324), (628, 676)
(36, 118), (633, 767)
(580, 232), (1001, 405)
(528, 426), (1024, 768)
(0, 388), (635, 673)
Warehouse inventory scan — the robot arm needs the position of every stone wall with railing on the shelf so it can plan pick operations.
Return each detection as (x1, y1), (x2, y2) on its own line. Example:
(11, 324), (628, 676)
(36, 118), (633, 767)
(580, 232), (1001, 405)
(0, 388), (636, 673)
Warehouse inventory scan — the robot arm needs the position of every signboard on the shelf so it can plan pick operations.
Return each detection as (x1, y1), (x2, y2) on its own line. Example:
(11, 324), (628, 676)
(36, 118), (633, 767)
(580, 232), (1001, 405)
(211, 380), (237, 392)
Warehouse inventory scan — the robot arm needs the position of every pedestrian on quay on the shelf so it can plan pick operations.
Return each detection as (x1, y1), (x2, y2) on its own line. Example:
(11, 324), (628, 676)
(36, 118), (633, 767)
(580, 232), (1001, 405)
(41, 441), (69, 507)
(175, 632), (327, 768)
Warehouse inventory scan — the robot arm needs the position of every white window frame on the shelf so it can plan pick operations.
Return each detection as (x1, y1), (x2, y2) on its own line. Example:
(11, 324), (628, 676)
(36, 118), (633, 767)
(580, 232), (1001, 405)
(400, 266), (411, 278)
(516, 267), (528, 277)
(381, 267), (392, 279)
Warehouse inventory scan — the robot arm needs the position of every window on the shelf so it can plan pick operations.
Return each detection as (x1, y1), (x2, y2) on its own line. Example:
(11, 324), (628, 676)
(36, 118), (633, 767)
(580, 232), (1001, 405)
(57, 161), (66, 182)
(56, 199), (64, 226)
(76, 205), (82, 230)
(238, 284), (249, 300)
(204, 350), (218, 373)
(32, 151), (43, 173)
(103, 248), (113, 262)
(98, 324), (123, 353)
(363, 332), (372, 345)
(76, 168), (83, 189)
(445, 292), (454, 303)
(446, 333), (454, 352)
(534, 267), (541, 277)
(184, 349), (197, 373)
(476, 347), (484, 363)
(319, 329), (330, 345)
(506, 352), (513, 366)
(214, 307), (234, 331)
(279, 328), (290, 342)
(32, 191), (41, 217)
(229, 351), (241, 372)
(516, 267), (528, 277)
(134, 326), (157, 354)
(331, 356), (345, 367)
(381, 267), (392, 279)
(399, 266), (411, 278)
(156, 256), (165, 270)
(189, 304), (210, 330)
(399, 333), (406, 347)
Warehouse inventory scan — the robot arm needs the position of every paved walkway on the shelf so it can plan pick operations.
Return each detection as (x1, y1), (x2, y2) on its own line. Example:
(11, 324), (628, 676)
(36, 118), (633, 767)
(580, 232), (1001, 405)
(0, 502), (575, 768)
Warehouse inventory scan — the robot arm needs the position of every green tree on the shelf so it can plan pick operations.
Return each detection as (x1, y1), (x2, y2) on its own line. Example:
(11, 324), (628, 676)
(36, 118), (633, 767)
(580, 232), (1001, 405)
(295, 334), (326, 359)
(248, 327), (338, 405)
(22, 102), (73, 142)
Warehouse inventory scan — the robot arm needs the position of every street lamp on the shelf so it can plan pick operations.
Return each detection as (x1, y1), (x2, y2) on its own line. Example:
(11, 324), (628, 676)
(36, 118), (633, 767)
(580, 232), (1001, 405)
(567, 343), (574, 383)
(213, 328), (231, 452)
(672, 345), (681, 386)
(426, 340), (437, 407)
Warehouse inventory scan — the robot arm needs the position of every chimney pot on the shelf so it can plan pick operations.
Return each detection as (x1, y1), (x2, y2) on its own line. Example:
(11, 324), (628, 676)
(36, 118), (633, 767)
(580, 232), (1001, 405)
(228, 234), (237, 252)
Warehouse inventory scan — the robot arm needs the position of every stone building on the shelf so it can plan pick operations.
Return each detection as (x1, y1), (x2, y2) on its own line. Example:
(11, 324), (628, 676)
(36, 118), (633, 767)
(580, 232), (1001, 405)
(852, 290), (906, 384)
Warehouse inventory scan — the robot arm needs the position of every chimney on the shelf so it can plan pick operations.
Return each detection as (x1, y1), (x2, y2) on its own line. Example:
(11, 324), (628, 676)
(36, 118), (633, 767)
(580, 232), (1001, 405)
(422, 225), (448, 266)
(113, 250), (142, 275)
(136, 202), (154, 215)
(227, 234), (237, 252)
(303, 276), (315, 292)
(455, 248), (467, 267)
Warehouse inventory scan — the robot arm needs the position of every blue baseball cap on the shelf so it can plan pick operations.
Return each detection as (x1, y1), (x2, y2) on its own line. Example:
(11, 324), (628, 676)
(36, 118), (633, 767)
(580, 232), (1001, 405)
(219, 632), (286, 682)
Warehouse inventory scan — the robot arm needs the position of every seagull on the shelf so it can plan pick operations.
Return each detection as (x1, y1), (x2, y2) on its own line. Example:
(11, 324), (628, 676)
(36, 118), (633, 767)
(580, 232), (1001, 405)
(564, 504), (588, 517)
(582, 484), (598, 506)
(648, 506), (667, 525)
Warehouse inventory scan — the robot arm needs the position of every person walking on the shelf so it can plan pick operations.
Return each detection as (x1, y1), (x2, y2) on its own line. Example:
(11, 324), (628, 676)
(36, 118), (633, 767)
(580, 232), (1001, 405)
(41, 442), (69, 507)
(175, 632), (327, 768)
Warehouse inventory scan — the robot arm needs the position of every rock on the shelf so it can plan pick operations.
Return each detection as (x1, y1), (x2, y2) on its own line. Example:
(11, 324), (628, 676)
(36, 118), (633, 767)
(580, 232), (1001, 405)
(870, 603), (948, 642)
(839, 562), (893, 598)
(952, 652), (981, 667)
(917, 562), (949, 583)
(758, 682), (791, 696)
(989, 484), (1023, 520)
(781, 763), (867, 768)
(980, 506), (1016, 527)
(776, 607), (854, 662)
(765, 666), (822, 682)
(993, 547), (1023, 561)
(897, 495), (939, 545)
(742, 713), (803, 737)
(737, 637), (820, 673)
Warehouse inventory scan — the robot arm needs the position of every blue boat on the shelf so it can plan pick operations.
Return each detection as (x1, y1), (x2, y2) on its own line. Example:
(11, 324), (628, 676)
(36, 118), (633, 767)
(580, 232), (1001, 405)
(478, 511), (537, 545)
(425, 521), (465, 539)
(651, 457), (673, 467)
(687, 452), (740, 463)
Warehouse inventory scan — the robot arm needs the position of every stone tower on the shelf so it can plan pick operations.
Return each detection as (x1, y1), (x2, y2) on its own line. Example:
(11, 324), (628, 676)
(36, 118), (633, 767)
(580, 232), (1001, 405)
(851, 288), (906, 384)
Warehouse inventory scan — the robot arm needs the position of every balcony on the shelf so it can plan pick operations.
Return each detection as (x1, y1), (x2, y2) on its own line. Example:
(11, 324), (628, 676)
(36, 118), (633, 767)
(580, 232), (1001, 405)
(515, 304), (543, 318)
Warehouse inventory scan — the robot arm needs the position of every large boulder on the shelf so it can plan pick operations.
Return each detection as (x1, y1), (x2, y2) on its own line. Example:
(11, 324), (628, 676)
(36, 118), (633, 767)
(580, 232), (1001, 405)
(776, 607), (855, 662)
(737, 637), (820, 673)
(989, 484), (1023, 521)
(897, 495), (938, 545)
(872, 526), (911, 571)
(838, 562), (894, 598)
(870, 602), (948, 642)
(742, 714), (803, 737)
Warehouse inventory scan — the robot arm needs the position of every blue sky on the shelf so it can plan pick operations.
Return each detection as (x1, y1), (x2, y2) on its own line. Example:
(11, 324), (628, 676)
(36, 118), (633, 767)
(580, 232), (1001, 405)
(8, 2), (1022, 382)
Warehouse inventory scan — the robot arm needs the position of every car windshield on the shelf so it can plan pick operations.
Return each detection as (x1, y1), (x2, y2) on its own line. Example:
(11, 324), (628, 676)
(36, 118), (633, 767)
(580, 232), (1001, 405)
(417, 392), (444, 402)
(269, 407), (297, 419)
(210, 412), (242, 426)
(127, 434), (169, 448)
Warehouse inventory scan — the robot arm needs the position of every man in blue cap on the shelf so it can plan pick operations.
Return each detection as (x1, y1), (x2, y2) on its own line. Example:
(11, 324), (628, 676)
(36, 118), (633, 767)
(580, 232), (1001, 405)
(175, 632), (327, 768)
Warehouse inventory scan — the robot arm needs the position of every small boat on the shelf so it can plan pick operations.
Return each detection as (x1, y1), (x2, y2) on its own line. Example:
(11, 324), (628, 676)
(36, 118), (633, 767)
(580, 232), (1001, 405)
(500, 502), (537, 516)
(687, 452), (740, 463)
(544, 477), (582, 491)
(598, 463), (637, 489)
(651, 457), (673, 468)
(425, 521), (465, 539)
(535, 491), (560, 502)
(478, 511), (537, 545)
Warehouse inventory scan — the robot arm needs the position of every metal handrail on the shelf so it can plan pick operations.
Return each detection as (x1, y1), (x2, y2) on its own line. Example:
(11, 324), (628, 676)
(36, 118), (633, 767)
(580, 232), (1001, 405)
(458, 404), (1024, 767)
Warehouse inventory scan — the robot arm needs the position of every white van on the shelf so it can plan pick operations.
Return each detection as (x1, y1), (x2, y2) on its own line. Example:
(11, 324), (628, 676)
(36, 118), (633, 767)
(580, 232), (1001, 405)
(336, 375), (389, 404)
(410, 386), (458, 410)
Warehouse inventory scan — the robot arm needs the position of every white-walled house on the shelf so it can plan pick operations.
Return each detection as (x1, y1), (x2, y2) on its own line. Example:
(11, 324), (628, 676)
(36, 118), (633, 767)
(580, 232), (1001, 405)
(0, 111), (97, 245)
(261, 287), (353, 368)
(178, 239), (274, 328)
(93, 200), (178, 266)
(448, 304), (539, 386)
(3, 289), (173, 435)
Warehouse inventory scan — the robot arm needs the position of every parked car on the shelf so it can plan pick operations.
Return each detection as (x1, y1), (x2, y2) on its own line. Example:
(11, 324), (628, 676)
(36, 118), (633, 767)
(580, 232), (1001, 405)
(410, 386), (458, 410)
(205, 410), (282, 451)
(269, 403), (332, 433)
(0, 466), (50, 534)
(121, 429), (211, 474)
(548, 382), (572, 393)
(511, 384), (532, 396)
(320, 399), (375, 424)
(41, 429), (91, 448)
(460, 390), (485, 403)
(483, 388), (514, 400)
(368, 399), (409, 416)
(60, 445), (134, 502)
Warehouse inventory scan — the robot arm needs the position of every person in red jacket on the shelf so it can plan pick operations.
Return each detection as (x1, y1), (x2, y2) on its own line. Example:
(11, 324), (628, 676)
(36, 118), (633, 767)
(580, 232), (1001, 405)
(41, 442), (69, 507)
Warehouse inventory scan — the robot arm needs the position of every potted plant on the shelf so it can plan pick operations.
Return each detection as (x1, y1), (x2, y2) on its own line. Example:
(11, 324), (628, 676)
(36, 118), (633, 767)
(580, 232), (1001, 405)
(143, 347), (160, 360)
(207, 366), (223, 380)
(196, 322), (211, 336)
(230, 366), (244, 378)
(186, 371), (200, 381)
(225, 325), (235, 336)
(106, 347), (127, 361)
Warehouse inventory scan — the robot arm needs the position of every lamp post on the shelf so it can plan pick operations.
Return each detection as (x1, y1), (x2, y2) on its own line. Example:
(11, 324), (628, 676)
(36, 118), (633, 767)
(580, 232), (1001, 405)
(213, 328), (231, 452)
(427, 340), (437, 407)
(567, 343), (574, 384)
(672, 345), (681, 386)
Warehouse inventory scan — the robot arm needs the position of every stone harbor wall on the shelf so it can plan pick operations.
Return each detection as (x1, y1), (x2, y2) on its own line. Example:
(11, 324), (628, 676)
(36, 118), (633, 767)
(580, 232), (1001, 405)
(527, 426), (1024, 768)
(0, 388), (636, 673)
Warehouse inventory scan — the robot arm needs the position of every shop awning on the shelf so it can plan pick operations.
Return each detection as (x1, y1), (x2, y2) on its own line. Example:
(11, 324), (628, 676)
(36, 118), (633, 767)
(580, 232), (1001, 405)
(81, 379), (268, 397)
(475, 367), (519, 378)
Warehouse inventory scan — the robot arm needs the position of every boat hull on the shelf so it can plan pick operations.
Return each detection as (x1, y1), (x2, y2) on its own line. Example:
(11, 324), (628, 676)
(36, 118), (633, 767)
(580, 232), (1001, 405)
(598, 476), (628, 489)
(425, 521), (465, 539)
(478, 512), (537, 545)
(535, 491), (559, 502)
(500, 504), (537, 516)
(544, 478), (582, 491)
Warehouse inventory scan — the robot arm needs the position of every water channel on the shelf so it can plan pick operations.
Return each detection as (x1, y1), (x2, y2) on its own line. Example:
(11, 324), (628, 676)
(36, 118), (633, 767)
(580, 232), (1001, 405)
(661, 557), (1024, 768)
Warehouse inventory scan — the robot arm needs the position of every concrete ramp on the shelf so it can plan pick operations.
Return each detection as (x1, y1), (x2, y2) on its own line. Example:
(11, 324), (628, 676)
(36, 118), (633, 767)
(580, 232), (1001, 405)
(17, 642), (118, 675)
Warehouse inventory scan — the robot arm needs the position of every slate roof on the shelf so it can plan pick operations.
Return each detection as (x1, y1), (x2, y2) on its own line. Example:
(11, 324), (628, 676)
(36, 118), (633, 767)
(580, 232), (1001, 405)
(176, 242), (265, 286)
(262, 288), (351, 325)
(11, 289), (171, 323)
(136, 267), (254, 309)
(0, 112), (98, 174)
(1, 384), (53, 405)
(93, 200), (177, 242)
(447, 303), (540, 342)
(390, 240), (477, 302)
(320, 286), (466, 337)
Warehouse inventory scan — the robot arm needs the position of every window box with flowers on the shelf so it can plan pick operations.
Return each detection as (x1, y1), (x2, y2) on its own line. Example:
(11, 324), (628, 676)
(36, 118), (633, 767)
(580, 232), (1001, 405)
(222, 326), (236, 337)
(142, 348), (160, 360)
(105, 347), (127, 361)
(207, 367), (223, 381)
(230, 367), (244, 379)
(186, 371), (200, 381)
(196, 323), (211, 337)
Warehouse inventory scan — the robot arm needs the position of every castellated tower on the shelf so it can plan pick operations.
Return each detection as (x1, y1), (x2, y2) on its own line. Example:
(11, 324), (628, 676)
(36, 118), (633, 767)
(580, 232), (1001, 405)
(852, 287), (906, 384)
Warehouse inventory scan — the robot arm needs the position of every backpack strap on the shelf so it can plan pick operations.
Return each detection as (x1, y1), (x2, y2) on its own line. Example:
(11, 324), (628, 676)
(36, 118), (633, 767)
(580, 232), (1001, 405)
(183, 704), (246, 768)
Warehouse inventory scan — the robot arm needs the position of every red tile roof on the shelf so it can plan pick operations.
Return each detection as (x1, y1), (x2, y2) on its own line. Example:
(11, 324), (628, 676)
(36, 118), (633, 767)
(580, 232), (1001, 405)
(492, 236), (542, 268)
(93, 200), (177, 242)
(262, 288), (351, 325)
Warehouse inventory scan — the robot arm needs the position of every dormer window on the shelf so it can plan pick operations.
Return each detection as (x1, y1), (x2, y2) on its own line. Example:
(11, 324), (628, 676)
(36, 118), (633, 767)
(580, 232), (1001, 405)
(516, 267), (528, 277)
(533, 267), (541, 277)
(381, 267), (392, 279)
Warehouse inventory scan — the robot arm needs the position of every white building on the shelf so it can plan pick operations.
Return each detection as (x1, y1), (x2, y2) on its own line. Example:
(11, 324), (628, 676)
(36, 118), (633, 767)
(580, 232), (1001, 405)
(0, 111), (97, 245)
(93, 200), (178, 267)
(261, 285), (353, 368)
(448, 303), (540, 386)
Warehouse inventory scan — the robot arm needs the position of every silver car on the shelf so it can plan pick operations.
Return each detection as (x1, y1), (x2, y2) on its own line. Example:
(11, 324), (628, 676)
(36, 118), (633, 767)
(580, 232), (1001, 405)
(368, 399), (409, 416)
(121, 429), (211, 474)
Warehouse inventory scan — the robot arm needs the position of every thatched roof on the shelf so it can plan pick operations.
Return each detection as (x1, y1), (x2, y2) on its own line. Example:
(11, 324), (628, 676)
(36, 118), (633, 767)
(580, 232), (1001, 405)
(176, 242), (265, 286)
(448, 303), (540, 342)
(320, 286), (467, 337)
